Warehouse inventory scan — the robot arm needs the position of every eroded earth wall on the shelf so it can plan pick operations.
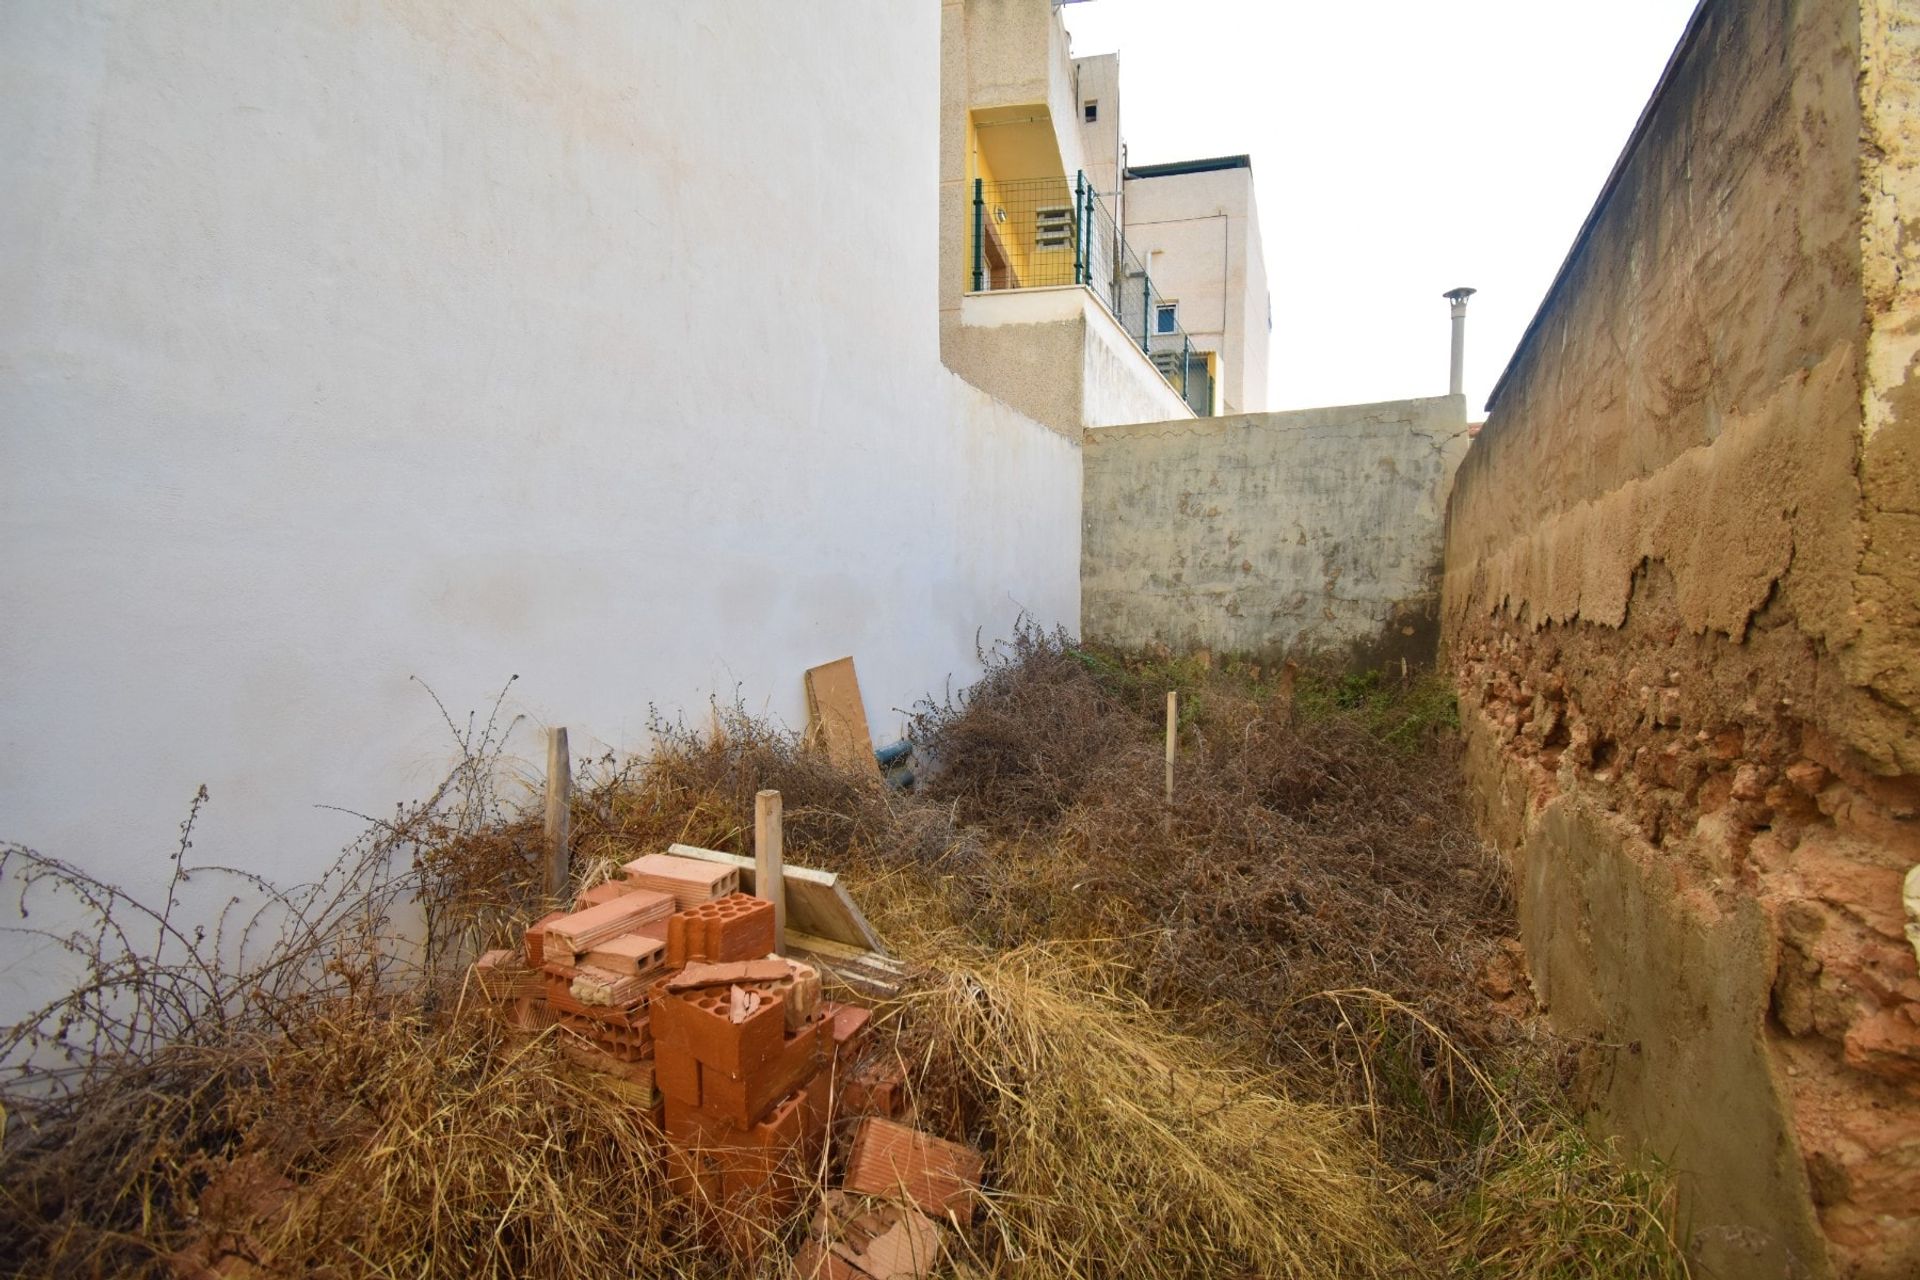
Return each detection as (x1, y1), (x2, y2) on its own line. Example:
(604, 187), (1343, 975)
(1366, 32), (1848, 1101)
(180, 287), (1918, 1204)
(1441, 1), (1919, 1275)
(1083, 395), (1470, 661)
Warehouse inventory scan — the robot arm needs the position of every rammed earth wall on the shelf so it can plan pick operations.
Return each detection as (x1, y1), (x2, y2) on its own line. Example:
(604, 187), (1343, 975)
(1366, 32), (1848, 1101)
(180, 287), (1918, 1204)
(1441, 1), (1920, 1275)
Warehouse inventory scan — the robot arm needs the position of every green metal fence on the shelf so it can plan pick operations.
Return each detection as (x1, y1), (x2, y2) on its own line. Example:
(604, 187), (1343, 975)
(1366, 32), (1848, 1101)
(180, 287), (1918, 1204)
(973, 172), (1211, 416)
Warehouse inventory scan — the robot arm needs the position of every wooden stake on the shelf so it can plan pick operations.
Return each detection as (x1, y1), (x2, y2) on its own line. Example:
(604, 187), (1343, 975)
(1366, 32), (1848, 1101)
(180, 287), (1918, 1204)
(755, 789), (787, 955)
(1164, 690), (1178, 806)
(544, 727), (571, 902)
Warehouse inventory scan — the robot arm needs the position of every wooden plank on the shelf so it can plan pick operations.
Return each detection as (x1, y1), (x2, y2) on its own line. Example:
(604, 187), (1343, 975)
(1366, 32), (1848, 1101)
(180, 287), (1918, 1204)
(667, 842), (887, 956)
(803, 656), (879, 775)
(754, 789), (787, 954)
(1163, 691), (1177, 805)
(544, 727), (571, 901)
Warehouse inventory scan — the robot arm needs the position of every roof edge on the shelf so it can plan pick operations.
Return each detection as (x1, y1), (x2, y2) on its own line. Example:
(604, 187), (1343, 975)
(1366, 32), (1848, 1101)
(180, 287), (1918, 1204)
(1483, 0), (1714, 414)
(1124, 154), (1252, 179)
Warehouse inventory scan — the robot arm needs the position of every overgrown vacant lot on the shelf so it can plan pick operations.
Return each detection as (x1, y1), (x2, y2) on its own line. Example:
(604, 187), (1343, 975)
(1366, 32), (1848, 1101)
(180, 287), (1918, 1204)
(1, 629), (1687, 1278)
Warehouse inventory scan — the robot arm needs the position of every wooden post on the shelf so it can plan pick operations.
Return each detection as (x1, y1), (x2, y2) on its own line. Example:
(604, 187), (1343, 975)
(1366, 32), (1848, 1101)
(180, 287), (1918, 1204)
(1164, 690), (1178, 806)
(755, 789), (787, 954)
(543, 727), (571, 902)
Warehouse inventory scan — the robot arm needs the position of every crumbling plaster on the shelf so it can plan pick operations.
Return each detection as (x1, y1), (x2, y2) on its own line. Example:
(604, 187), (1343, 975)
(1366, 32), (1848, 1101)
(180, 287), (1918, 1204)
(1443, 1), (1920, 1274)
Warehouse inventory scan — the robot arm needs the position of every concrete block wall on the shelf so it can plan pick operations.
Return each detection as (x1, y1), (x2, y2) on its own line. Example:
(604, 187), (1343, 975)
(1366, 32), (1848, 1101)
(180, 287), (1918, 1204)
(1441, 1), (1920, 1274)
(1081, 395), (1469, 661)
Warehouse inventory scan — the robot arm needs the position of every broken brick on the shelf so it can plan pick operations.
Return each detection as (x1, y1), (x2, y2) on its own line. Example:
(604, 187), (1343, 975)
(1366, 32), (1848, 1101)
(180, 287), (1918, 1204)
(844, 1117), (983, 1220)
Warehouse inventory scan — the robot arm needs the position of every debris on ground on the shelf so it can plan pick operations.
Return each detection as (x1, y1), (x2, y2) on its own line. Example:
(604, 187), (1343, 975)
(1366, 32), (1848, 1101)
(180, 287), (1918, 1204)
(0, 630), (1690, 1279)
(469, 851), (983, 1273)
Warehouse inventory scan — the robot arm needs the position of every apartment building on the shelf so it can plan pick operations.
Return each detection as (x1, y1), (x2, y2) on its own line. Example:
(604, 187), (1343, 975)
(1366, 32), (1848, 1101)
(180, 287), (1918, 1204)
(939, 0), (1271, 431)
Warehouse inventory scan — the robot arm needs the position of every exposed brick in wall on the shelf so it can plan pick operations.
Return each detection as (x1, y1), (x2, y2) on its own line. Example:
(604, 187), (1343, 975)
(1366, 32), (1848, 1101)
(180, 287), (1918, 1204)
(1443, 1), (1920, 1275)
(1456, 568), (1919, 1274)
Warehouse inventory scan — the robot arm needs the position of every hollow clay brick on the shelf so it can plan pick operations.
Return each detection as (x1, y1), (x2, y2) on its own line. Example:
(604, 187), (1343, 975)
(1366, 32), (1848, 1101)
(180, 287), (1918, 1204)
(823, 1002), (871, 1056)
(574, 879), (641, 911)
(470, 949), (518, 1002)
(700, 1017), (827, 1128)
(653, 1034), (701, 1106)
(667, 958), (793, 991)
(623, 852), (741, 910)
(665, 894), (776, 967)
(583, 932), (667, 977)
(842, 1056), (907, 1123)
(676, 986), (787, 1076)
(844, 1117), (983, 1220)
(544, 890), (675, 957)
(791, 1239), (868, 1280)
(802, 1191), (942, 1280)
(523, 910), (566, 968)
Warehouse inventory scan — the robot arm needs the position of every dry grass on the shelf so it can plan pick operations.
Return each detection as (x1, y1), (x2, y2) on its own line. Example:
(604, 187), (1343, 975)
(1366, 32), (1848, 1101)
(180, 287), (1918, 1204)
(904, 942), (1409, 1278)
(0, 634), (1688, 1279)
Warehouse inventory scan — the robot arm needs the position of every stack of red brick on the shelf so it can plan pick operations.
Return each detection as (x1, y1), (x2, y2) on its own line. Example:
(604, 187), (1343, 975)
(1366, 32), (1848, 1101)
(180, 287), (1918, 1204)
(471, 850), (970, 1272)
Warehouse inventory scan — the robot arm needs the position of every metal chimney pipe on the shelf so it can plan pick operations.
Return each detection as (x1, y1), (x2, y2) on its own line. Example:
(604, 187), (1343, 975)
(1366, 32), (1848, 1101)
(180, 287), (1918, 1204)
(1444, 287), (1476, 397)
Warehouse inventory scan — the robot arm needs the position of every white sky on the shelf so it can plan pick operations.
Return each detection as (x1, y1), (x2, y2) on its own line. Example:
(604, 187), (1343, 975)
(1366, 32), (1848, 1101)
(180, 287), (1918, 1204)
(1059, 0), (1702, 415)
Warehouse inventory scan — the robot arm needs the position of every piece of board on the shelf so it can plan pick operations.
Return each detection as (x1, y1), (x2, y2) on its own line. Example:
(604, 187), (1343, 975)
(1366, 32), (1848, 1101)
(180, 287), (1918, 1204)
(667, 842), (888, 956)
(804, 656), (879, 775)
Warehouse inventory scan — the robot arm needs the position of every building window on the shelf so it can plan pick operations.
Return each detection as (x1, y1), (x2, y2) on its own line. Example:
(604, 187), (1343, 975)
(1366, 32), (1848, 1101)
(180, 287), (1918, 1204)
(1083, 100), (1098, 123)
(1155, 302), (1178, 334)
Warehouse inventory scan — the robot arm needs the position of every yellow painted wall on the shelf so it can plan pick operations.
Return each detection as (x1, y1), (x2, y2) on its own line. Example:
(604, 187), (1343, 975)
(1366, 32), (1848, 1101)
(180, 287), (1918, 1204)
(966, 107), (1073, 291)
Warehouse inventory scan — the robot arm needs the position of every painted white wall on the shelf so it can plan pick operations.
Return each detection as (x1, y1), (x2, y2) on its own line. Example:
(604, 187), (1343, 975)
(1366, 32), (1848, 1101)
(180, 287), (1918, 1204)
(0, 1), (1080, 943)
(1080, 292), (1196, 428)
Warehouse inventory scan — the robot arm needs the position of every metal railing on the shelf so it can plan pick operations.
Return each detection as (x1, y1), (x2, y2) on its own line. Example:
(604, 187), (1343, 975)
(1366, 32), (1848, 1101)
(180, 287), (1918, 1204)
(973, 172), (1211, 416)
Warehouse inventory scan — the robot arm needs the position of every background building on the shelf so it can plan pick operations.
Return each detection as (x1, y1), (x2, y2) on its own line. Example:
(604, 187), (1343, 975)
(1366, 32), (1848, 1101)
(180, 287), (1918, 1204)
(939, 0), (1271, 430)
(1122, 155), (1270, 415)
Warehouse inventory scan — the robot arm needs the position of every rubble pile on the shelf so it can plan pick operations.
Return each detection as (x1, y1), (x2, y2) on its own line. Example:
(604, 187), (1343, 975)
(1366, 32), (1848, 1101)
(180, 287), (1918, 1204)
(471, 851), (981, 1276)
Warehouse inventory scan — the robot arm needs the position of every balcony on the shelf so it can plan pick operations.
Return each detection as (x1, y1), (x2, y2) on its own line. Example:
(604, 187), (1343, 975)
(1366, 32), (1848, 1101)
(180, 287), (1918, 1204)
(970, 175), (1214, 417)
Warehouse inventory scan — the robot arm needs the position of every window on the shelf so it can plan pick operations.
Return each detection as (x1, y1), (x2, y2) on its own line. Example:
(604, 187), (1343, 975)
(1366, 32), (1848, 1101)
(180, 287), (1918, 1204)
(1083, 100), (1098, 123)
(1155, 302), (1178, 335)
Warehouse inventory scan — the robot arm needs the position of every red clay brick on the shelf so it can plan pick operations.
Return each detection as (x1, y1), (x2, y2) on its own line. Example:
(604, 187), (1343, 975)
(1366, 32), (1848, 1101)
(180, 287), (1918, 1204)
(653, 1036), (701, 1106)
(791, 1238), (868, 1280)
(665, 893), (776, 967)
(544, 890), (675, 958)
(583, 932), (666, 977)
(622, 852), (740, 909)
(574, 880), (640, 911)
(823, 1002), (871, 1056)
(841, 1056), (907, 1122)
(844, 1117), (983, 1220)
(522, 910), (566, 968)
(700, 1017), (827, 1128)
(676, 986), (788, 1077)
(667, 958), (792, 990)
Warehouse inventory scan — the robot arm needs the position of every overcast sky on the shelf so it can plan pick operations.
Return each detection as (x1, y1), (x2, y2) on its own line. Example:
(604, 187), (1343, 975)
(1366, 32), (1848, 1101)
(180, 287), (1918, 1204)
(1059, 0), (1701, 415)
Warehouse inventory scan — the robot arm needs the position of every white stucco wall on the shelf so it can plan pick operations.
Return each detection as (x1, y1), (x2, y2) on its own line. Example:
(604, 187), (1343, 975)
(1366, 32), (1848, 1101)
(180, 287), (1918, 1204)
(1080, 293), (1197, 428)
(953, 286), (1193, 433)
(0, 2), (1080, 939)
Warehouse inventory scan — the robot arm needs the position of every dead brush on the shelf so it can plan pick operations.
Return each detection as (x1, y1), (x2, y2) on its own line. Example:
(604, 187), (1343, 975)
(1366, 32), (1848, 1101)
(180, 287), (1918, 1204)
(1, 642), (1688, 1279)
(897, 940), (1412, 1279)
